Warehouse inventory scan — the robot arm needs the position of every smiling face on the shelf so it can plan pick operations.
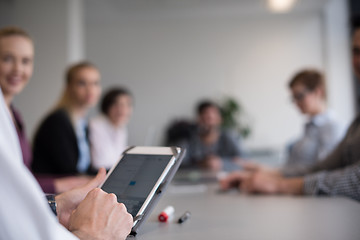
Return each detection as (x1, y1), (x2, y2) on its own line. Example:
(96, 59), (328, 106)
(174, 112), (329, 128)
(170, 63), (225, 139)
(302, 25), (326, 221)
(67, 66), (101, 109)
(0, 35), (34, 103)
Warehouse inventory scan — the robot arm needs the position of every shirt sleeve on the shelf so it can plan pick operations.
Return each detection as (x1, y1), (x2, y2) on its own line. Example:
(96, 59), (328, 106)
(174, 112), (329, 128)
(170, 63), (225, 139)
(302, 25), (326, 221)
(0, 92), (78, 240)
(303, 161), (360, 201)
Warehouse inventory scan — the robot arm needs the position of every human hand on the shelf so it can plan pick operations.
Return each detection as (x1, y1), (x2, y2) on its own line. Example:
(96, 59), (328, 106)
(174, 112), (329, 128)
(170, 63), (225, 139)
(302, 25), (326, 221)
(54, 175), (93, 193)
(241, 171), (304, 195)
(219, 160), (279, 191)
(219, 170), (282, 193)
(239, 171), (283, 194)
(219, 170), (304, 195)
(69, 188), (133, 240)
(219, 171), (250, 190)
(56, 168), (107, 229)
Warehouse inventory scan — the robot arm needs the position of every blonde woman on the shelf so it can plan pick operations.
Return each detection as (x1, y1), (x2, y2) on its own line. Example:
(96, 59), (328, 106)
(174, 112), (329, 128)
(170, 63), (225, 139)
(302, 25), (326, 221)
(32, 61), (102, 192)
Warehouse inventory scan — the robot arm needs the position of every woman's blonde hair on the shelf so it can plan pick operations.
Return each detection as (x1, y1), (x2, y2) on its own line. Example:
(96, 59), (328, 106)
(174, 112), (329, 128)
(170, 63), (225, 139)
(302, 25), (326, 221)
(0, 26), (32, 42)
(56, 61), (98, 111)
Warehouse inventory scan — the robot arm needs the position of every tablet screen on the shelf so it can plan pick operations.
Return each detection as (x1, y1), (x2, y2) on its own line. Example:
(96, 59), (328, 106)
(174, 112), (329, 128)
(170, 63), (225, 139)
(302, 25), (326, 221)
(101, 154), (173, 217)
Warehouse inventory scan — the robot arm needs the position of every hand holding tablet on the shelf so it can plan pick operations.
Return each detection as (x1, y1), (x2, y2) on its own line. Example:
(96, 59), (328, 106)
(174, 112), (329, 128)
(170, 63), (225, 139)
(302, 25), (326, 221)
(99, 146), (185, 236)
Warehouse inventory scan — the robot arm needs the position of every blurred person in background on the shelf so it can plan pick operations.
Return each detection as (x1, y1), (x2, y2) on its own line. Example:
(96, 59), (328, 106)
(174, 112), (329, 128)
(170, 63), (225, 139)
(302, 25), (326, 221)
(284, 69), (345, 173)
(32, 61), (102, 193)
(0, 26), (132, 239)
(219, 19), (360, 201)
(90, 87), (133, 170)
(0, 26), (95, 194)
(175, 100), (243, 171)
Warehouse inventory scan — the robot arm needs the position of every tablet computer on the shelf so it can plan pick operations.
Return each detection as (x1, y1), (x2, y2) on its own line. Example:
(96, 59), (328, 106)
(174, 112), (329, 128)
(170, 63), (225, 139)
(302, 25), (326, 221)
(99, 146), (185, 236)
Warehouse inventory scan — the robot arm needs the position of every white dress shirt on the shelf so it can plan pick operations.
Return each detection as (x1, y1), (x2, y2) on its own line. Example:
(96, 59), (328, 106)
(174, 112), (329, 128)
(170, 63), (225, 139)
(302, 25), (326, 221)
(0, 89), (78, 240)
(89, 115), (128, 169)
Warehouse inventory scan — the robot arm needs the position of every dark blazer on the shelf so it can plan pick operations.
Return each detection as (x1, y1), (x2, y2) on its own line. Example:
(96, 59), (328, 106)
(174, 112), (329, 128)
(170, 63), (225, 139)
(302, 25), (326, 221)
(32, 108), (93, 175)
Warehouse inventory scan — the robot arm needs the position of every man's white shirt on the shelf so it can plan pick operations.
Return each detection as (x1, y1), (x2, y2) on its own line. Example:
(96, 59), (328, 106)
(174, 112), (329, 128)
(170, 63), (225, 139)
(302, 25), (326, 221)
(0, 89), (78, 240)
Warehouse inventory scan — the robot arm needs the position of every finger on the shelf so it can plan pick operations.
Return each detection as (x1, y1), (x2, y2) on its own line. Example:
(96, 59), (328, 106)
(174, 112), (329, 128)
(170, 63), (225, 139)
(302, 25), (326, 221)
(85, 168), (107, 190)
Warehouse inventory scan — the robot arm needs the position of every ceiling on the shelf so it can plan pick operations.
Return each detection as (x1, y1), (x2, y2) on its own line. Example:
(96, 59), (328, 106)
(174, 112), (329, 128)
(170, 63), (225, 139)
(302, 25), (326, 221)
(86, 0), (330, 23)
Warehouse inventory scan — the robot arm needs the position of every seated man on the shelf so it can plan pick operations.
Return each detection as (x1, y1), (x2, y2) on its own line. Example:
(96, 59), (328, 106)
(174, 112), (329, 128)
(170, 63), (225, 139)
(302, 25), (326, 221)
(173, 100), (243, 171)
(284, 69), (345, 170)
(220, 20), (360, 202)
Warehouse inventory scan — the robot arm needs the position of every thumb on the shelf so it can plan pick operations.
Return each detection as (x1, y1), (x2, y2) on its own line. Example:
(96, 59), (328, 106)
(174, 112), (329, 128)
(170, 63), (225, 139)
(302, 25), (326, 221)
(84, 167), (107, 190)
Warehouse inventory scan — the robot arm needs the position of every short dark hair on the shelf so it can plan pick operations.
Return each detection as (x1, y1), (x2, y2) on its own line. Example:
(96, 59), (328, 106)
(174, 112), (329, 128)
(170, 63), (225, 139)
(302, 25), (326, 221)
(101, 87), (132, 115)
(288, 69), (327, 100)
(196, 100), (221, 115)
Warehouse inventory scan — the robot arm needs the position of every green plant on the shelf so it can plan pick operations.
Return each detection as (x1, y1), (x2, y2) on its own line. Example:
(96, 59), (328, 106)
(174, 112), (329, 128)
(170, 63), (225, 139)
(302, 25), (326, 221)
(220, 97), (251, 139)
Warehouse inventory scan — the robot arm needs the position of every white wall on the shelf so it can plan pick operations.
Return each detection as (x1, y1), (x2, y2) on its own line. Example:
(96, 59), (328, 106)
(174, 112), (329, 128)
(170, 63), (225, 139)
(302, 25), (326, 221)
(85, 0), (353, 152)
(2, 0), (354, 155)
(322, 0), (355, 126)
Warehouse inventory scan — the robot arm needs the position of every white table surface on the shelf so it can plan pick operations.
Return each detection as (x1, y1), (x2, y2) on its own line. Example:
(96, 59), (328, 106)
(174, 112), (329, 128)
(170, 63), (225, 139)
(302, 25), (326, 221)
(131, 183), (360, 240)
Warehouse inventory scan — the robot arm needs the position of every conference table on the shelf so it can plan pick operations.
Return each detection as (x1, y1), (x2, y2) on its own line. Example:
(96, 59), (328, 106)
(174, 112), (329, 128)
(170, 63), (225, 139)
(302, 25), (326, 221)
(131, 171), (360, 240)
